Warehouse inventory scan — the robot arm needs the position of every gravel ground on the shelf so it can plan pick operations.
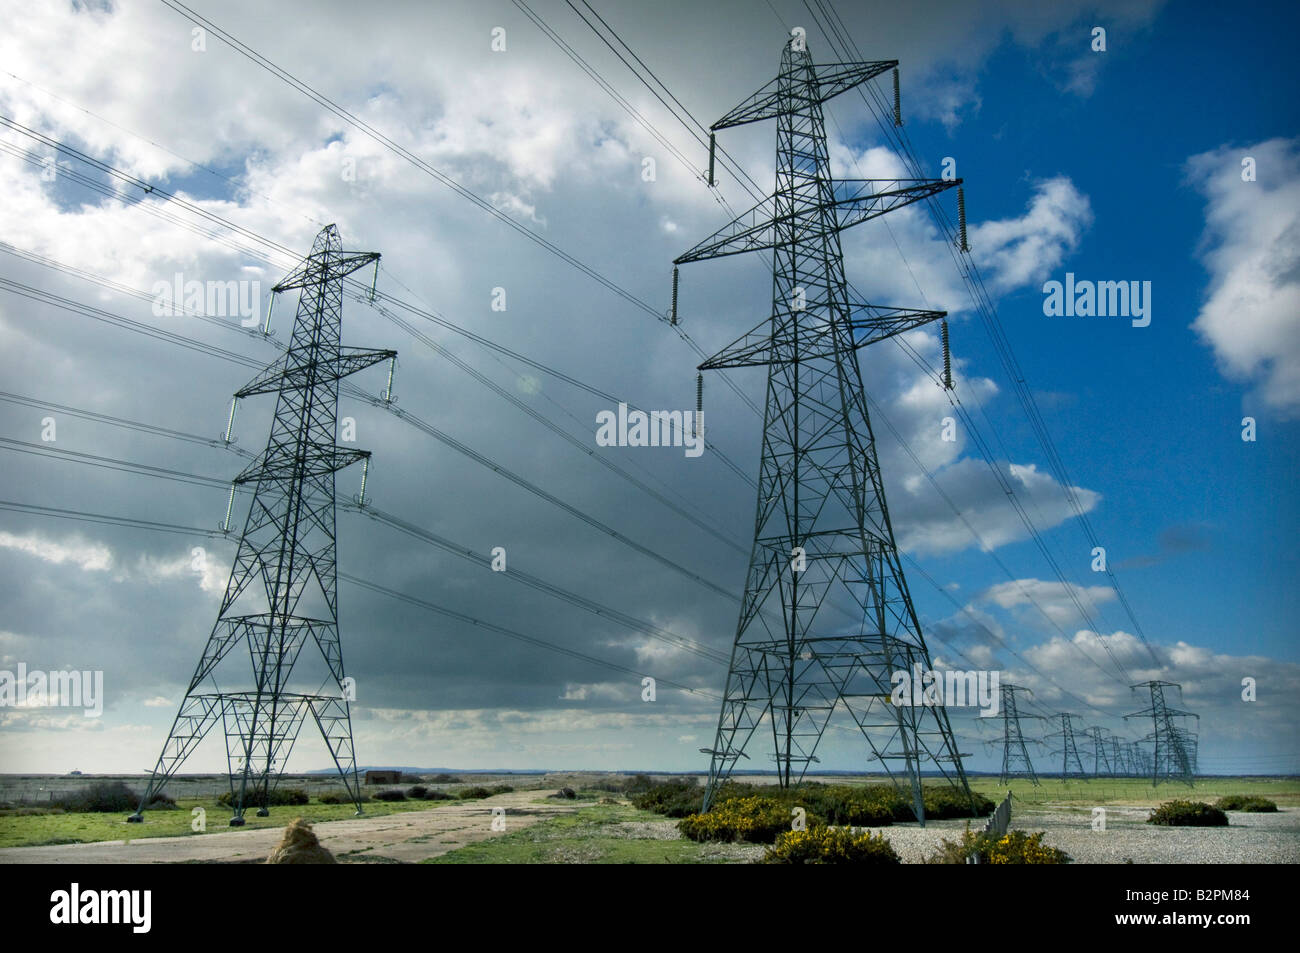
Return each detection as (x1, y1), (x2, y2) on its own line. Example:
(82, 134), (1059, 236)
(592, 805), (1300, 864)
(855, 807), (1300, 864)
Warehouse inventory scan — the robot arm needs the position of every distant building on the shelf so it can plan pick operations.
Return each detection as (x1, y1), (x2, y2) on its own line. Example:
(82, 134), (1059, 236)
(364, 770), (402, 785)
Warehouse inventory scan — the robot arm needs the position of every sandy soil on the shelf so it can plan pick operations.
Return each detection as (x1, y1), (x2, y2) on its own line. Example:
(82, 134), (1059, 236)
(0, 790), (576, 864)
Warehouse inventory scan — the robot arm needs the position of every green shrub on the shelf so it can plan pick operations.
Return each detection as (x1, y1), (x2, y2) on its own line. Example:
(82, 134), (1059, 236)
(317, 790), (369, 805)
(422, 789), (454, 800)
(59, 781), (177, 813)
(458, 786), (493, 799)
(927, 823), (1071, 864)
(763, 827), (901, 864)
(585, 773), (658, 794)
(1147, 800), (1228, 826)
(372, 788), (407, 802)
(631, 778), (704, 817)
(918, 786), (994, 820)
(635, 779), (989, 826)
(1213, 795), (1277, 813)
(489, 784), (514, 795)
(400, 774), (423, 783)
(407, 785), (428, 799)
(800, 785), (899, 826)
(678, 796), (801, 844)
(429, 774), (460, 784)
(985, 830), (1071, 864)
(216, 787), (308, 808)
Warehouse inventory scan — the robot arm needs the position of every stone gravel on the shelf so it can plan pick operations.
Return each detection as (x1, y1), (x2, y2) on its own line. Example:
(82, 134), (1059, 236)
(853, 806), (1300, 864)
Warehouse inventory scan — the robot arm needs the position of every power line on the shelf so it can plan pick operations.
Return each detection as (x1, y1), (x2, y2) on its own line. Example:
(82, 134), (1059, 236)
(798, 0), (1159, 667)
(5, 37), (1154, 712)
(555, 8), (1137, 687)
(0, 495), (718, 701)
(0, 269), (749, 605)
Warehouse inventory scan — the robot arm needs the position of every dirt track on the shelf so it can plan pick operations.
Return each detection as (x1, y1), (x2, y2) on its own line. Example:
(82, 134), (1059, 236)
(0, 791), (575, 864)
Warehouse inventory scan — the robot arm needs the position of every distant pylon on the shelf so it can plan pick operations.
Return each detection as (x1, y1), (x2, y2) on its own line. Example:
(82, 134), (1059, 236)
(990, 684), (1040, 785)
(1125, 680), (1198, 786)
(1045, 713), (1088, 779)
(1085, 725), (1114, 777)
(1109, 735), (1127, 777)
(674, 34), (971, 822)
(129, 225), (396, 824)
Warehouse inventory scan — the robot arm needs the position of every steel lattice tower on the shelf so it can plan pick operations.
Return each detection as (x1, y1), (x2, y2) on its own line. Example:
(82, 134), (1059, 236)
(1085, 725), (1113, 777)
(1112, 738), (1133, 774)
(1046, 713), (1088, 779)
(991, 684), (1040, 785)
(674, 37), (970, 820)
(1126, 680), (1198, 786)
(129, 225), (395, 825)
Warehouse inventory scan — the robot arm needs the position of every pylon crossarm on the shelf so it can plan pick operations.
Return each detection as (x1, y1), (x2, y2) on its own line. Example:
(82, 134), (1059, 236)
(698, 304), (945, 370)
(674, 193), (780, 263)
(831, 178), (958, 232)
(233, 447), (370, 485)
(675, 179), (955, 264)
(712, 58), (897, 130)
(235, 347), (397, 398)
(272, 251), (380, 292)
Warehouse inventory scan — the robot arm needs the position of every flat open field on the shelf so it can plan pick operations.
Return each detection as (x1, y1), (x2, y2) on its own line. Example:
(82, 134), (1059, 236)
(1, 773), (1296, 863)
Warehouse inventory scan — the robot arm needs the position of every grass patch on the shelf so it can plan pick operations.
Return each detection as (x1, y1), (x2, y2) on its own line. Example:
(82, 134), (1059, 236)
(423, 802), (753, 864)
(967, 776), (1300, 808)
(0, 794), (458, 849)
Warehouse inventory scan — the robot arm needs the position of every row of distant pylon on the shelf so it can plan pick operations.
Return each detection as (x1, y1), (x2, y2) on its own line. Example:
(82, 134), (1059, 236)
(993, 680), (1198, 786)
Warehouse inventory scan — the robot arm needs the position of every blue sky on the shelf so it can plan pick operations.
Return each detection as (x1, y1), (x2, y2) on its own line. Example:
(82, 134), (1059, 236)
(0, 0), (1295, 777)
(888, 1), (1300, 667)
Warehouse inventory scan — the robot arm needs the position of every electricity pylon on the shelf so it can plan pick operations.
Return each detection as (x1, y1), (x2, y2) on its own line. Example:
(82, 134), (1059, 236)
(1085, 725), (1113, 776)
(1112, 738), (1133, 774)
(1045, 713), (1088, 780)
(1126, 680), (1198, 786)
(674, 35), (970, 821)
(129, 224), (396, 825)
(991, 684), (1040, 785)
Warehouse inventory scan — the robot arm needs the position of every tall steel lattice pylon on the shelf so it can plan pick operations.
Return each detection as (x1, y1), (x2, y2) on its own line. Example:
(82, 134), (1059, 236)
(674, 36), (971, 820)
(991, 684), (1040, 785)
(129, 224), (396, 825)
(1125, 680), (1198, 787)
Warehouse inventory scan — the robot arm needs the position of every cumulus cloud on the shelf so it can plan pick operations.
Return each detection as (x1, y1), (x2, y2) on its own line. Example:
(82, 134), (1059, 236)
(971, 176), (1093, 294)
(0, 0), (1280, 779)
(1186, 137), (1300, 417)
(980, 578), (1116, 629)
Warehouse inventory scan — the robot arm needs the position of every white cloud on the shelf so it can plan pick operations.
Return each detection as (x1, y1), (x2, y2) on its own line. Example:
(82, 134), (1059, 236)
(0, 530), (112, 571)
(1186, 137), (1300, 417)
(970, 176), (1093, 294)
(891, 457), (1101, 556)
(981, 578), (1116, 628)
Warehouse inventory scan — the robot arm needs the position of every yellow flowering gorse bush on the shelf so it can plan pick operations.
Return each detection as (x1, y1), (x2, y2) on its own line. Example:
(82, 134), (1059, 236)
(763, 826), (901, 864)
